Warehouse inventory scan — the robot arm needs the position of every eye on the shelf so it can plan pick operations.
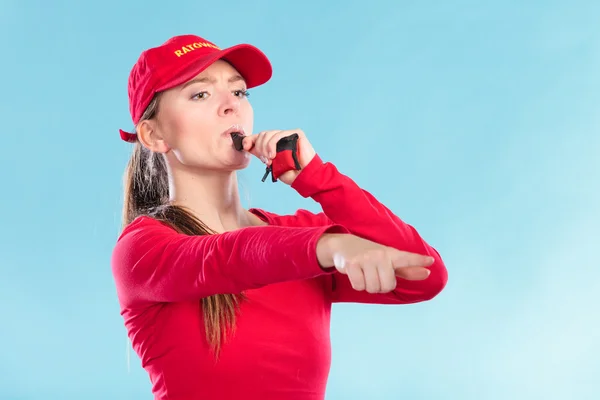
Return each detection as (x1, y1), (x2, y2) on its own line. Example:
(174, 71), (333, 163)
(233, 89), (250, 98)
(191, 91), (209, 100)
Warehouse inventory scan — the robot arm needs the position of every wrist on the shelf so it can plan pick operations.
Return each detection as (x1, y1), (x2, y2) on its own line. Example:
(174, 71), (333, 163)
(316, 233), (343, 270)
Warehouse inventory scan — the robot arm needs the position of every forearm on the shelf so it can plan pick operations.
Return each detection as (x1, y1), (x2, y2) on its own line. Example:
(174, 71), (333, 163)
(112, 216), (348, 306)
(291, 155), (448, 302)
(292, 155), (438, 254)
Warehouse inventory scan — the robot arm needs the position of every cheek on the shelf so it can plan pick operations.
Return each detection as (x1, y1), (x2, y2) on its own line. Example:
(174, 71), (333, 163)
(164, 111), (212, 148)
(163, 111), (219, 166)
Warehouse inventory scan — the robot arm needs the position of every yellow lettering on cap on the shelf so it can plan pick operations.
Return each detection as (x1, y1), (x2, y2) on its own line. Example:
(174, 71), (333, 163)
(173, 42), (221, 57)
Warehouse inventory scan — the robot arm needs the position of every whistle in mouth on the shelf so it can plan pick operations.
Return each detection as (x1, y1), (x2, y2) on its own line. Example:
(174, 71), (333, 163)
(230, 132), (302, 182)
(231, 132), (245, 151)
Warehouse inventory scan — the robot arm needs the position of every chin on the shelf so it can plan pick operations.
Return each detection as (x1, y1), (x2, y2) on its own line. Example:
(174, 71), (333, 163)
(222, 152), (252, 171)
(169, 152), (250, 174)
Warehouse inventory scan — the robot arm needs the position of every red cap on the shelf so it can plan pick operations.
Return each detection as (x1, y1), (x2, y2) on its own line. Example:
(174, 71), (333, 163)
(119, 34), (272, 143)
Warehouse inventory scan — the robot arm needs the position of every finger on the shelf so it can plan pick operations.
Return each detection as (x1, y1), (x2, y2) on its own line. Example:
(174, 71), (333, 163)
(394, 266), (431, 281)
(253, 131), (269, 162)
(242, 133), (259, 152)
(265, 130), (296, 160)
(253, 131), (269, 160)
(362, 262), (381, 294)
(378, 263), (397, 293)
(257, 130), (281, 163)
(345, 262), (366, 291)
(243, 131), (274, 163)
(390, 251), (435, 269)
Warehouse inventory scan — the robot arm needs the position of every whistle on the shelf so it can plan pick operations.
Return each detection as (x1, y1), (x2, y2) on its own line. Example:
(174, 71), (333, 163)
(231, 132), (245, 151)
(230, 132), (302, 182)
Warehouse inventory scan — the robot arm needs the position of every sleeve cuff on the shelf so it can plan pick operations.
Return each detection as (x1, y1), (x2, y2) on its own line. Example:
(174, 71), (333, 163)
(307, 223), (350, 273)
(291, 154), (326, 198)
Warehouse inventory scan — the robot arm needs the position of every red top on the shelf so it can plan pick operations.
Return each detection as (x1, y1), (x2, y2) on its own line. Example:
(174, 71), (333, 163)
(111, 155), (448, 400)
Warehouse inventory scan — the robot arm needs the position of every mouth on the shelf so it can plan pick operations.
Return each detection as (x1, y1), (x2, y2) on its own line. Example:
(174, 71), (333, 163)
(224, 124), (246, 151)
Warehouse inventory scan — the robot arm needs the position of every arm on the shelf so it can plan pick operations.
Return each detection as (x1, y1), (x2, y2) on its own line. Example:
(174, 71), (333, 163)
(111, 216), (347, 307)
(290, 155), (448, 304)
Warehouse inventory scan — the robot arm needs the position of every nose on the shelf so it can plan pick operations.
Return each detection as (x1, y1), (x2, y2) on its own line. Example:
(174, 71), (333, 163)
(217, 89), (240, 117)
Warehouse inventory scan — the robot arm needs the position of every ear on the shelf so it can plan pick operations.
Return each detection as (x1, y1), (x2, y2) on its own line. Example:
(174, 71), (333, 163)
(137, 120), (170, 153)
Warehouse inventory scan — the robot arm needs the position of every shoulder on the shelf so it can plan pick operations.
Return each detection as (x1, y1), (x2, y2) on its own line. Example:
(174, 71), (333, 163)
(249, 207), (331, 228)
(116, 216), (175, 242)
(111, 216), (176, 269)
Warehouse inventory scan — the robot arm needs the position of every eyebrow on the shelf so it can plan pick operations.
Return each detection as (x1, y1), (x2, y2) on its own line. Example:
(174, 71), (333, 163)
(181, 74), (246, 90)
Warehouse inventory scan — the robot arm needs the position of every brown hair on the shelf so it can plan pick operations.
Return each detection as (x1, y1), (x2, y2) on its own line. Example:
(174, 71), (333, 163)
(121, 93), (244, 358)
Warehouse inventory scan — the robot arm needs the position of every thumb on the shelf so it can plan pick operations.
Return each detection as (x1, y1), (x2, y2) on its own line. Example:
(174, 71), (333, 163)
(395, 266), (431, 281)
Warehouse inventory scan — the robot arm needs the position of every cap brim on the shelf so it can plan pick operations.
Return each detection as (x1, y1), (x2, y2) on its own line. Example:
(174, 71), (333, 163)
(219, 44), (273, 88)
(157, 43), (272, 92)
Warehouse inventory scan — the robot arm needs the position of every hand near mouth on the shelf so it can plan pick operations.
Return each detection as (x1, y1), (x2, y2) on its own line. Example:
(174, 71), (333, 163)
(234, 129), (317, 185)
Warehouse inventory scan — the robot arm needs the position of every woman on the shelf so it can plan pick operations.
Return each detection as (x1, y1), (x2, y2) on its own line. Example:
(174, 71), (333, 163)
(112, 34), (448, 400)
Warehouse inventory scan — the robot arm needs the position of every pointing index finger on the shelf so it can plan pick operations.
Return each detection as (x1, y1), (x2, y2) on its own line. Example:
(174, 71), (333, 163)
(391, 251), (435, 269)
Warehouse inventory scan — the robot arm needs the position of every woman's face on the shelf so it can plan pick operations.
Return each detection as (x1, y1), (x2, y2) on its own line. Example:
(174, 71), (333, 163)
(143, 59), (254, 172)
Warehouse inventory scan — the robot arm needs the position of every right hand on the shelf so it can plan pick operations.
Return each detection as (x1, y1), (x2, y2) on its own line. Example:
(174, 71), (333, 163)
(316, 233), (435, 294)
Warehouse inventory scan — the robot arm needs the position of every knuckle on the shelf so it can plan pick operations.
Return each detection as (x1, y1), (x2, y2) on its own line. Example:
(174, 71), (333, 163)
(370, 248), (387, 260)
(378, 264), (397, 293)
(351, 279), (365, 291)
(382, 279), (397, 293)
(369, 282), (381, 293)
(345, 260), (359, 270)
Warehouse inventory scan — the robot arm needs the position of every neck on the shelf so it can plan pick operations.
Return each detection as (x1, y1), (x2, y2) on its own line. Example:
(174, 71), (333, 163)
(167, 165), (255, 233)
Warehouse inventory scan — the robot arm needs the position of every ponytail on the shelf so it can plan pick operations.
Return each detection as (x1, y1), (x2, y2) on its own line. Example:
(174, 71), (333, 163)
(122, 93), (244, 358)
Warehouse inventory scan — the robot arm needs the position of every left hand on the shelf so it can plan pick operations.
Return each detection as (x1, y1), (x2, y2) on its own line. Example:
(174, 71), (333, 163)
(241, 129), (316, 185)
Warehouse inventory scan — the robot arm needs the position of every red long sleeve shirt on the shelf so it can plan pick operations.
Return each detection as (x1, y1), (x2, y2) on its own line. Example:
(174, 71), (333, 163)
(111, 155), (448, 400)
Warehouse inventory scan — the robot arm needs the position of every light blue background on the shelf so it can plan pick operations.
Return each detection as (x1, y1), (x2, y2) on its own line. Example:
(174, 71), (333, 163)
(1, 0), (598, 399)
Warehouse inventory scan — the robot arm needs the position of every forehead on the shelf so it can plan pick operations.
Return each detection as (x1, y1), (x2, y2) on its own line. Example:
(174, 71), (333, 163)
(160, 60), (246, 102)
(192, 59), (242, 80)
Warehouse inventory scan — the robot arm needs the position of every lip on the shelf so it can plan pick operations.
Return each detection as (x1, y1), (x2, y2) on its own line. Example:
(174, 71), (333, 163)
(223, 124), (246, 137)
